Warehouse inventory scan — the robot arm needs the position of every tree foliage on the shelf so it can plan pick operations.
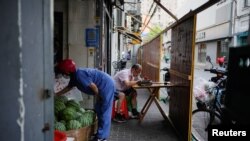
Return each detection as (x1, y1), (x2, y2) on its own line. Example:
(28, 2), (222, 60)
(142, 25), (163, 42)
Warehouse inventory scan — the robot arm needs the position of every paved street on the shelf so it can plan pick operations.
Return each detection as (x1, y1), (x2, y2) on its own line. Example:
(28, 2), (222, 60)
(110, 61), (179, 141)
(109, 62), (216, 141)
(109, 89), (179, 141)
(193, 66), (215, 86)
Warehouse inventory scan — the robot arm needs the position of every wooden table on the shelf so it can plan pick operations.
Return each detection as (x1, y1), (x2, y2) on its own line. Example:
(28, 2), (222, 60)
(133, 83), (175, 123)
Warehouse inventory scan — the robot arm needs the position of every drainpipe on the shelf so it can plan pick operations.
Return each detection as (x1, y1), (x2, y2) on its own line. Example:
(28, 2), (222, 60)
(229, 0), (233, 40)
(67, 0), (69, 58)
(248, 17), (250, 44)
(231, 0), (237, 47)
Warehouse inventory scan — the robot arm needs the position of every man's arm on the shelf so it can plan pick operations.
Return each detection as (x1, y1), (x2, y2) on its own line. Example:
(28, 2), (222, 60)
(55, 85), (73, 96)
(89, 82), (99, 96)
(124, 80), (140, 87)
(89, 83), (102, 102)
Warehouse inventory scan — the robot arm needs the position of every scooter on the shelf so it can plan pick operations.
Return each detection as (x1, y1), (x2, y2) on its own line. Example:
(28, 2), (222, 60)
(204, 58), (227, 87)
(160, 67), (170, 103)
(204, 59), (227, 106)
(112, 59), (127, 74)
(161, 67), (170, 82)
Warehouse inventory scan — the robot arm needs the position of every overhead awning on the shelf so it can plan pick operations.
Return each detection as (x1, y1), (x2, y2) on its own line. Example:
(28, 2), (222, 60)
(126, 32), (142, 42)
(115, 26), (142, 44)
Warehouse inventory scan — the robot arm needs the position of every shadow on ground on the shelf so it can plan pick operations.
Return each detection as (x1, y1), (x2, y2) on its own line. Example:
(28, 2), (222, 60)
(109, 89), (180, 141)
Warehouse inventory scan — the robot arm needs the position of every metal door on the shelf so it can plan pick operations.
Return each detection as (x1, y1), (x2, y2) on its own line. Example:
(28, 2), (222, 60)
(0, 0), (53, 140)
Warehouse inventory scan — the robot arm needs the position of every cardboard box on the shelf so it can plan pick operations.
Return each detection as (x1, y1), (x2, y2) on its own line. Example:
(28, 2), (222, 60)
(64, 120), (97, 141)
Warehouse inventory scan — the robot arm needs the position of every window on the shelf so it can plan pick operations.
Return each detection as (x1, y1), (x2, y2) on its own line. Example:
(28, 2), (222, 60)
(240, 36), (248, 46)
(217, 40), (228, 59)
(244, 0), (250, 7)
(198, 43), (207, 63)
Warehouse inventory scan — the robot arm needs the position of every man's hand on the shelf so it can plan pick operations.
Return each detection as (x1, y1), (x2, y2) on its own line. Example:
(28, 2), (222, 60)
(136, 80), (152, 86)
(55, 86), (73, 96)
(143, 76), (149, 80)
(136, 80), (142, 85)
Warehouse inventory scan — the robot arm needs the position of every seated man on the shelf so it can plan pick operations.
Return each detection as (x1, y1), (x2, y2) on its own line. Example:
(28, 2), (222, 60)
(113, 64), (142, 122)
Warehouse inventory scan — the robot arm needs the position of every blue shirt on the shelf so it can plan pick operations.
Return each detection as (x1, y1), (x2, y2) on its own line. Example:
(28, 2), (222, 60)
(69, 68), (114, 95)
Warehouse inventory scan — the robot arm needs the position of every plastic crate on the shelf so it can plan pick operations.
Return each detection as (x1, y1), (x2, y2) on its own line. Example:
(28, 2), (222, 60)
(54, 130), (67, 141)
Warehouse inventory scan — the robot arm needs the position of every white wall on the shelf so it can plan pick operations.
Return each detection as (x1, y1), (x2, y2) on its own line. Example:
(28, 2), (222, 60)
(177, 0), (208, 19)
(237, 0), (250, 17)
(111, 10), (117, 75)
(54, 0), (96, 67)
(195, 41), (217, 66)
(196, 4), (217, 30)
(196, 22), (230, 42)
(68, 0), (96, 67)
(206, 42), (218, 64)
(235, 0), (250, 33)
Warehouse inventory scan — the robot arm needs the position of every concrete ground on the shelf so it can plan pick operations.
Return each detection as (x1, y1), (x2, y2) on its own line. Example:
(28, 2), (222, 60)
(109, 89), (180, 141)
(108, 60), (214, 141)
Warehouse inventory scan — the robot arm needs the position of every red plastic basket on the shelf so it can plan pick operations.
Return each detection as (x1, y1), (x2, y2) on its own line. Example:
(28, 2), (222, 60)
(54, 130), (67, 141)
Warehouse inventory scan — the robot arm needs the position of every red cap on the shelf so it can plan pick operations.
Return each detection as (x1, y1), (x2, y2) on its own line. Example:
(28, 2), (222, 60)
(57, 59), (76, 74)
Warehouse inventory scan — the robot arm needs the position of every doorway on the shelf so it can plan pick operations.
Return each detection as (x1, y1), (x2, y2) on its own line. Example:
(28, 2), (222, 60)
(54, 12), (63, 66)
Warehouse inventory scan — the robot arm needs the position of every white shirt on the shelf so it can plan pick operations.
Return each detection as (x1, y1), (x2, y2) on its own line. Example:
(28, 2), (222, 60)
(113, 69), (133, 91)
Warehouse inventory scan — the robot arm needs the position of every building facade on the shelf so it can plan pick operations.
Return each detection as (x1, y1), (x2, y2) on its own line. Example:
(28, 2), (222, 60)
(111, 0), (142, 74)
(233, 0), (250, 46)
(195, 0), (250, 66)
(0, 0), (115, 140)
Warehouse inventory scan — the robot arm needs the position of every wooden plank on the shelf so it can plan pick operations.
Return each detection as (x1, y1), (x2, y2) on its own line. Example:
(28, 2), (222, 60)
(141, 36), (161, 83)
(169, 69), (191, 80)
(169, 16), (196, 141)
(146, 62), (158, 68)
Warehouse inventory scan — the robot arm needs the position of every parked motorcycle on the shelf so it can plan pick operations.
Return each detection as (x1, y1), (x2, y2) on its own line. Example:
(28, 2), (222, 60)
(112, 59), (127, 74)
(204, 59), (227, 106)
(160, 67), (170, 103)
(193, 58), (228, 118)
(161, 67), (170, 82)
(204, 58), (227, 87)
(217, 56), (227, 68)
